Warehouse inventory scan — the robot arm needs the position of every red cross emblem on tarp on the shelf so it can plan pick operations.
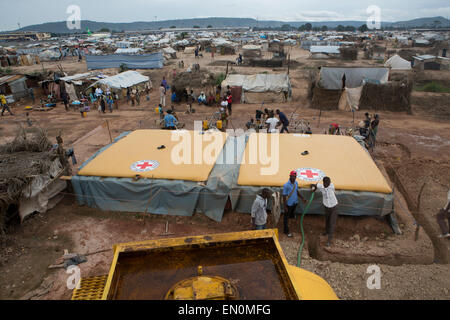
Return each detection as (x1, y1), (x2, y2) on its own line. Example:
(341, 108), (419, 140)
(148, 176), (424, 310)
(131, 160), (160, 172)
(296, 168), (325, 182)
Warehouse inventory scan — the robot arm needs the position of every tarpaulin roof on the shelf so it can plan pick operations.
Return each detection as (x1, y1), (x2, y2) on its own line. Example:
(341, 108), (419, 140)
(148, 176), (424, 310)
(114, 48), (143, 54)
(222, 74), (291, 93)
(90, 71), (149, 89)
(319, 67), (389, 90)
(384, 54), (412, 70)
(310, 46), (340, 54)
(60, 72), (100, 83)
(162, 47), (176, 54)
(242, 45), (262, 51)
(86, 52), (163, 70)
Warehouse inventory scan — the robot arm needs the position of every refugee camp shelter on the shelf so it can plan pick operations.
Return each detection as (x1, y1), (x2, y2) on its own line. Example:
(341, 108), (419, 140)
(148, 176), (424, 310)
(59, 72), (104, 101)
(384, 54), (412, 70)
(412, 55), (450, 71)
(318, 67), (389, 90)
(162, 47), (177, 59)
(0, 75), (29, 100)
(309, 46), (340, 59)
(312, 67), (395, 111)
(221, 73), (292, 104)
(89, 71), (151, 92)
(242, 45), (262, 59)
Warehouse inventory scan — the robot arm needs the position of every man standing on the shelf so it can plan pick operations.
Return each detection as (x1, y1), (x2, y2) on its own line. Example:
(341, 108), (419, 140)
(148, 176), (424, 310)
(312, 177), (339, 247)
(266, 111), (280, 133)
(370, 114), (380, 147)
(251, 189), (272, 230)
(0, 93), (13, 116)
(159, 84), (166, 107)
(436, 189), (450, 238)
(282, 171), (307, 237)
(276, 109), (290, 133)
(29, 87), (35, 104)
(62, 91), (69, 111)
(226, 92), (233, 116)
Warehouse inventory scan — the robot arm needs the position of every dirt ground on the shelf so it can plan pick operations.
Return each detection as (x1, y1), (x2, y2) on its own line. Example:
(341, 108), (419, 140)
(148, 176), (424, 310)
(0, 46), (449, 300)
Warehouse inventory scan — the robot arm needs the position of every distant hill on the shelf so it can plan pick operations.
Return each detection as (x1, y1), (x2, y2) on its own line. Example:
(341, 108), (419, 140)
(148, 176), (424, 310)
(6, 16), (450, 34)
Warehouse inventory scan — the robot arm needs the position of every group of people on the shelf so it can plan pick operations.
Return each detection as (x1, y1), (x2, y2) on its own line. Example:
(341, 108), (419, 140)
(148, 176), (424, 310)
(88, 87), (117, 113)
(252, 172), (339, 247)
(247, 108), (290, 133)
(359, 112), (380, 148)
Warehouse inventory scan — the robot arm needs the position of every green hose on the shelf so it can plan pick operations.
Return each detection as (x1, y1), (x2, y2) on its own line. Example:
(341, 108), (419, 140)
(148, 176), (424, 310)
(297, 193), (315, 267)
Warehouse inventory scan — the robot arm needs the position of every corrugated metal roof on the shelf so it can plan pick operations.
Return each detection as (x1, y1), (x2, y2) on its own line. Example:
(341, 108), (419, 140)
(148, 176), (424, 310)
(0, 75), (26, 86)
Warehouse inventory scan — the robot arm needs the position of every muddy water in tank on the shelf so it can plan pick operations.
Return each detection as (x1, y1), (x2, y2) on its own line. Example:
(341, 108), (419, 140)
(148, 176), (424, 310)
(108, 239), (298, 300)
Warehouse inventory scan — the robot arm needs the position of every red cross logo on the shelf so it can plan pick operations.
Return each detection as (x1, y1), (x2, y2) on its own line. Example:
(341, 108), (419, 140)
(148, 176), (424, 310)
(137, 162), (153, 170)
(297, 168), (325, 182)
(131, 160), (160, 172)
(300, 170), (319, 179)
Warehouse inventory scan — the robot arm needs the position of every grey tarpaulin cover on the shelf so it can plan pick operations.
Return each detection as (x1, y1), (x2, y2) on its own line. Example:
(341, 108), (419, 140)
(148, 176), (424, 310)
(319, 67), (389, 90)
(86, 52), (164, 70)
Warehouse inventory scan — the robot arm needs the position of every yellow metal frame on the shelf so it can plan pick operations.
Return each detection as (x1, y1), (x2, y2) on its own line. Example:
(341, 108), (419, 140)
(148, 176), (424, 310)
(71, 275), (108, 300)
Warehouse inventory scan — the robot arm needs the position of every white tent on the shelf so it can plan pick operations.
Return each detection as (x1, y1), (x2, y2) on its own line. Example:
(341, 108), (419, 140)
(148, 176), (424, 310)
(384, 54), (412, 70)
(319, 67), (390, 90)
(90, 71), (150, 90)
(221, 73), (292, 104)
(115, 48), (143, 54)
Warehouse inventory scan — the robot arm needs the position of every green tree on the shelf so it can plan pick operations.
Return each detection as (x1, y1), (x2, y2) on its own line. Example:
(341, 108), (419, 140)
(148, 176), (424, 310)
(99, 28), (110, 33)
(193, 25), (200, 29)
(298, 24), (306, 31)
(321, 25), (328, 31)
(281, 24), (292, 31)
(170, 26), (177, 29)
(305, 23), (312, 31)
(207, 25), (213, 29)
(336, 25), (345, 32)
(358, 24), (369, 32)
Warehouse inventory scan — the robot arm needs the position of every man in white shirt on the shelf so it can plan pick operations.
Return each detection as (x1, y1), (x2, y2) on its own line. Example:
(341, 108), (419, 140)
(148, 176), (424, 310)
(265, 111), (280, 133)
(220, 97), (228, 109)
(251, 189), (271, 230)
(159, 85), (166, 107)
(95, 87), (103, 98)
(312, 176), (339, 247)
(436, 189), (450, 238)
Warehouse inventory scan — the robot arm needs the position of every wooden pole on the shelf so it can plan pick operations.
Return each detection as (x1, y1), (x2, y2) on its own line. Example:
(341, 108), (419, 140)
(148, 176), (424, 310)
(105, 120), (113, 143)
(287, 54), (290, 75)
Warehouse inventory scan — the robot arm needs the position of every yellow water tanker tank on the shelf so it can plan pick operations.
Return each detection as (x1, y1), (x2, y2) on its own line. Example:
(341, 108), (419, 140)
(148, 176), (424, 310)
(72, 230), (338, 300)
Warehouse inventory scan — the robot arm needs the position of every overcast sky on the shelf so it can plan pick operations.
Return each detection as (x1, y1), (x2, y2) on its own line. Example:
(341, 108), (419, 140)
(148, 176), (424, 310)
(1, 0), (450, 31)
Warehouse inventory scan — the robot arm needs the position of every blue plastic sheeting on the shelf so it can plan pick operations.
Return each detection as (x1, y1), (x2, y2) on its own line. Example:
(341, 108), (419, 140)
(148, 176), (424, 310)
(86, 53), (164, 70)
